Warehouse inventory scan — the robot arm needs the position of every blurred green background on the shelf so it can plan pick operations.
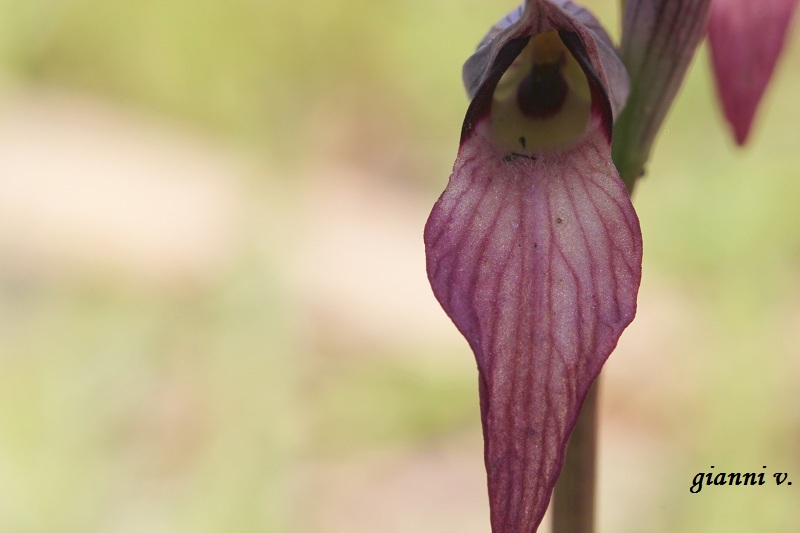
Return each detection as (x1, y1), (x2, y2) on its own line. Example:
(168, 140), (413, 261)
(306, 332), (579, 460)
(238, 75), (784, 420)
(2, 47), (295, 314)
(0, 0), (798, 531)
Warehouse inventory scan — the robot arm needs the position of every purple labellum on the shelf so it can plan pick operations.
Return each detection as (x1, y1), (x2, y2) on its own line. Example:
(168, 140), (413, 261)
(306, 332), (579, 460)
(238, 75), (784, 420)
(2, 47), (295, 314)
(424, 1), (642, 531)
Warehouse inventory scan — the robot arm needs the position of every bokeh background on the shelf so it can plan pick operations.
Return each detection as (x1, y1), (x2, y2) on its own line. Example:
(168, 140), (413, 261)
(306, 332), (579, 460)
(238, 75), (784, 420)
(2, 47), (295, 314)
(0, 0), (798, 531)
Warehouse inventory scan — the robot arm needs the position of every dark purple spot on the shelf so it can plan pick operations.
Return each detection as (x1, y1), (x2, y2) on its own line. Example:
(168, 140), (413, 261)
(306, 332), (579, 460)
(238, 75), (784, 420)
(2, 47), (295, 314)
(516, 58), (567, 119)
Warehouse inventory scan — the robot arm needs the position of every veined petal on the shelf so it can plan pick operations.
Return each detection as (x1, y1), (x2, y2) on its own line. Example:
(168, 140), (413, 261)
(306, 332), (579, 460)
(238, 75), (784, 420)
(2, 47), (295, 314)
(613, 0), (712, 187)
(708, 0), (799, 144)
(425, 2), (642, 530)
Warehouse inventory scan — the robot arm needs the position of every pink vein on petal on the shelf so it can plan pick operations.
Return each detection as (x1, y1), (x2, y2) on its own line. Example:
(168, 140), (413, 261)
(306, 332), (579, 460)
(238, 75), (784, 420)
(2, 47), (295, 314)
(424, 110), (642, 530)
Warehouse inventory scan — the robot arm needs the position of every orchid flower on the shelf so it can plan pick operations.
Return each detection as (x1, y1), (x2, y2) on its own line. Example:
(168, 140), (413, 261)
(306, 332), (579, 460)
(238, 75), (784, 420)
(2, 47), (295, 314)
(424, 1), (642, 529)
(707, 0), (799, 144)
(424, 0), (794, 530)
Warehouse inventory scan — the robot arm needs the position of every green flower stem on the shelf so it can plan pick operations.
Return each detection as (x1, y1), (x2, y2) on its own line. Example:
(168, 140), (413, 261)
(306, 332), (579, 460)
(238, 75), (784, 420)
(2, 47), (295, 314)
(552, 377), (600, 533)
(611, 115), (649, 193)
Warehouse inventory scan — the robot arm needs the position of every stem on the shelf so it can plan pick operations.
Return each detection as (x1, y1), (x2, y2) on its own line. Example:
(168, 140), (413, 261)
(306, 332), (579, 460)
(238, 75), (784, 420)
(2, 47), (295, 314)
(551, 377), (600, 533)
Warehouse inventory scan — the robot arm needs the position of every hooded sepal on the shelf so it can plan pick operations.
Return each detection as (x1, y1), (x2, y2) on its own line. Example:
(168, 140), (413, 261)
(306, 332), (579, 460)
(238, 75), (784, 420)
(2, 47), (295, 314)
(463, 1), (630, 120)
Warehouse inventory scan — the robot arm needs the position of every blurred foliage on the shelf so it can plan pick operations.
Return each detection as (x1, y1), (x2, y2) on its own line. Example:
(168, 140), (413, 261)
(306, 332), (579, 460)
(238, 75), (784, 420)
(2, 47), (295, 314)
(0, 0), (517, 179)
(0, 0), (798, 531)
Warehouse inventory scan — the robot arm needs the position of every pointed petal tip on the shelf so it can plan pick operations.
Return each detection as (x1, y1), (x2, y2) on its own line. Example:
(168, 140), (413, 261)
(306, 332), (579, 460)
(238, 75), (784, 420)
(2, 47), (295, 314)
(708, 0), (799, 145)
(733, 126), (749, 147)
